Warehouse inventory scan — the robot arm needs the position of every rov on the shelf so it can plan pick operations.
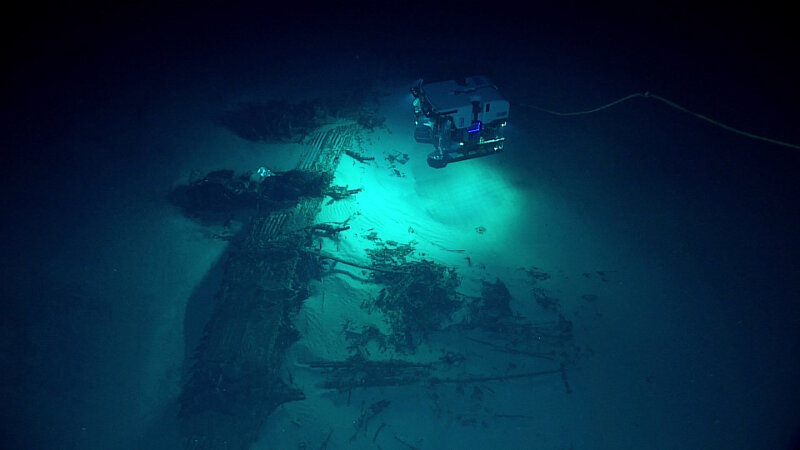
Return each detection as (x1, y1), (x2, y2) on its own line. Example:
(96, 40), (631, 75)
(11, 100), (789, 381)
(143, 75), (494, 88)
(410, 76), (508, 168)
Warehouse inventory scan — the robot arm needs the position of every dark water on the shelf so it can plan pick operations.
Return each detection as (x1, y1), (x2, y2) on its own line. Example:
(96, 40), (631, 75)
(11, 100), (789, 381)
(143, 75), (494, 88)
(2, 3), (798, 449)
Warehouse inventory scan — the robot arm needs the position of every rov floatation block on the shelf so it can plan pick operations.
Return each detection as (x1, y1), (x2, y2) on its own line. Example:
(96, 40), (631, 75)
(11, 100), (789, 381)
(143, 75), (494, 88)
(411, 76), (508, 168)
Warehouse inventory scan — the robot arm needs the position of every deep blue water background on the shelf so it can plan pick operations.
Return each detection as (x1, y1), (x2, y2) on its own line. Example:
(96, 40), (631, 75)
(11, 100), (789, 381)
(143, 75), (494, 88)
(2, 2), (798, 449)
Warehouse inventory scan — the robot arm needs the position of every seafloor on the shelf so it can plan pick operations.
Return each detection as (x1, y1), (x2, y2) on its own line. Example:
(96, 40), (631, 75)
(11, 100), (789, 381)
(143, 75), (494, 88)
(2, 5), (799, 450)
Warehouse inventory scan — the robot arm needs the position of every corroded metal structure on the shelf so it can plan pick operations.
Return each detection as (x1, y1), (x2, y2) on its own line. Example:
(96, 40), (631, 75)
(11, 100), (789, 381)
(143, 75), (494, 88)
(180, 122), (359, 450)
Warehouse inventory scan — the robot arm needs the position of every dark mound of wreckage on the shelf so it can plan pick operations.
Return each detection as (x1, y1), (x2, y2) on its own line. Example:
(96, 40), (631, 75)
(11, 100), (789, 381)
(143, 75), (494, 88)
(170, 168), (332, 219)
(218, 85), (385, 143)
(219, 100), (322, 142)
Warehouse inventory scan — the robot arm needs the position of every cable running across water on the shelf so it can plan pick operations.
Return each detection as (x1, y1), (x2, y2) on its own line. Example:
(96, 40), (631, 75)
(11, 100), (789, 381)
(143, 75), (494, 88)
(516, 92), (800, 150)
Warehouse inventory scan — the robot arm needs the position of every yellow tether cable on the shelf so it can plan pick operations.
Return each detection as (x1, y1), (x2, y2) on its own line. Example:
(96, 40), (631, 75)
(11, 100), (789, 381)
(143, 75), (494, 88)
(515, 92), (800, 150)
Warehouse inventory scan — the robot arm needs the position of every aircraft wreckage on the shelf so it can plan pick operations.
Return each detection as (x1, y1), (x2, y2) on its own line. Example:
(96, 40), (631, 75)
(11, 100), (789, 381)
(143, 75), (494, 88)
(172, 89), (574, 450)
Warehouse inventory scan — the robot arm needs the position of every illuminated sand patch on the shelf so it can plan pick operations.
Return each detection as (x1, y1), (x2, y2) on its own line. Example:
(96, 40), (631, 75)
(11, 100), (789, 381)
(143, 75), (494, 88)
(413, 160), (525, 245)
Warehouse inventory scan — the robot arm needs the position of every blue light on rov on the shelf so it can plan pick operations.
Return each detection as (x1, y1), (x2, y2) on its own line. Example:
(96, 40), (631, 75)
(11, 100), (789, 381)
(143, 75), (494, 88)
(467, 121), (482, 133)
